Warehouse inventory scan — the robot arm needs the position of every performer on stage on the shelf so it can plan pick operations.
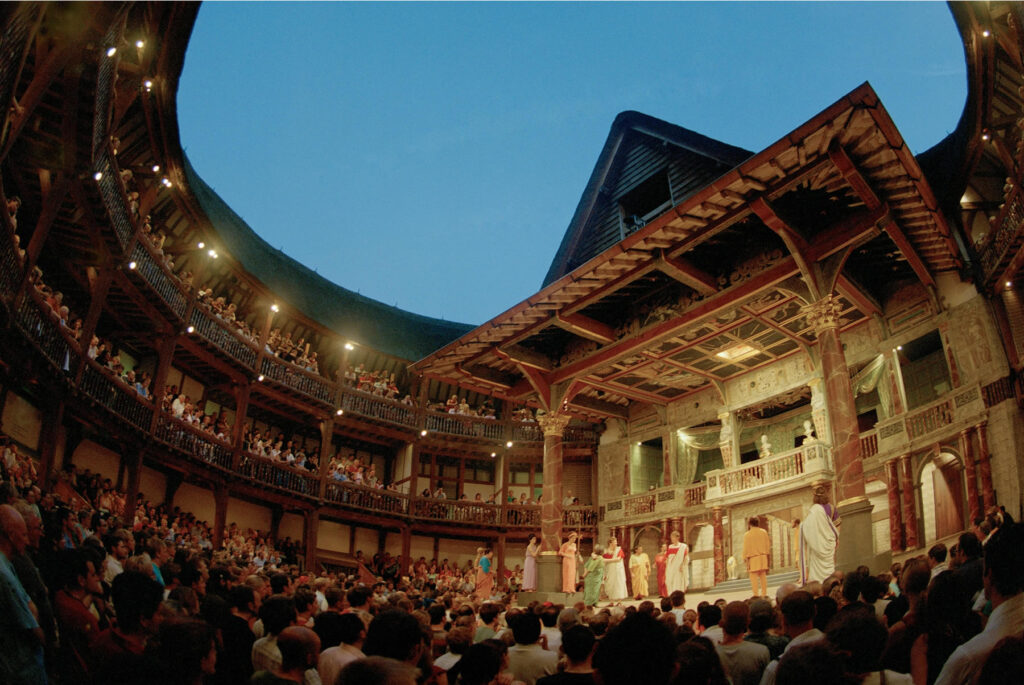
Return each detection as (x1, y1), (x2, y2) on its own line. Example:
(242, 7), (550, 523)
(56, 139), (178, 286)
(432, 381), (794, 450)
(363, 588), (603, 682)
(475, 549), (494, 599)
(582, 545), (605, 607)
(655, 542), (669, 597)
(798, 485), (841, 584)
(522, 534), (540, 592)
(665, 529), (689, 594)
(629, 543), (651, 599)
(602, 536), (628, 601)
(559, 532), (579, 594)
(743, 517), (770, 597)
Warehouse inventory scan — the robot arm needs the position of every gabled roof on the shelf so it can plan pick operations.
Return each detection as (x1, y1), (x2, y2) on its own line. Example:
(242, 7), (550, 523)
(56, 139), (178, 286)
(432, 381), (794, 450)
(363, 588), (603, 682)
(183, 157), (474, 362)
(542, 111), (753, 287)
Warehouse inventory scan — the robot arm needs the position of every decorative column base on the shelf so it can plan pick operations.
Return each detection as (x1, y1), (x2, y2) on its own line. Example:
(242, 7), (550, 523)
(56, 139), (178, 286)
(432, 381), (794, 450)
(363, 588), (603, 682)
(517, 553), (583, 605)
(835, 497), (888, 573)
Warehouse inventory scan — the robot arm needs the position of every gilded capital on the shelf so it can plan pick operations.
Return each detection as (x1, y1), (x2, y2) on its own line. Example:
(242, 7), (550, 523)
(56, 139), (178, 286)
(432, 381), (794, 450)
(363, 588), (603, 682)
(802, 295), (845, 334)
(536, 412), (571, 437)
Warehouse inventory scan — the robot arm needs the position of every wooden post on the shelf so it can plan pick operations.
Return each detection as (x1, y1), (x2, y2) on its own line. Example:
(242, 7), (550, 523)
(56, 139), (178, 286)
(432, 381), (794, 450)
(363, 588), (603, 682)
(149, 335), (177, 433)
(122, 444), (144, 524)
(304, 508), (320, 573)
(317, 418), (333, 500)
(37, 399), (63, 490)
(885, 460), (904, 553)
(74, 266), (116, 384)
(213, 485), (229, 548)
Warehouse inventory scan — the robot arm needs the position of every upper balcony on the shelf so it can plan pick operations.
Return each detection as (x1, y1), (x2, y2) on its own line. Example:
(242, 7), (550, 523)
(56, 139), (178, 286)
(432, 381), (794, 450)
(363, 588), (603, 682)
(704, 441), (834, 507)
(872, 384), (987, 459)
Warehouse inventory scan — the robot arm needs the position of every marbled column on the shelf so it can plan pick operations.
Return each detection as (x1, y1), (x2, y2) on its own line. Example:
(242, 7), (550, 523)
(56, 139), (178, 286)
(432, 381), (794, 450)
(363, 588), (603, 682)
(975, 422), (996, 510)
(671, 517), (684, 535)
(959, 429), (981, 524)
(712, 507), (726, 584)
(661, 519), (671, 541)
(885, 460), (904, 552)
(537, 412), (571, 552)
(898, 455), (919, 550)
(805, 296), (865, 502)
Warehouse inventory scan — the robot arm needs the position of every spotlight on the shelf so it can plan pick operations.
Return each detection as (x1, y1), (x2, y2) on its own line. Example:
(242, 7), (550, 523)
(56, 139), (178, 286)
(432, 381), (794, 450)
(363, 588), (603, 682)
(896, 345), (902, 351)
(490, 452), (496, 458)
(207, 249), (217, 258)
(982, 29), (991, 37)
(420, 430), (428, 437)
(186, 325), (195, 334)
(152, 164), (160, 173)
(336, 409), (343, 416)
(257, 374), (264, 382)
(344, 342), (355, 351)
(506, 440), (513, 448)
(270, 304), (280, 313)
(93, 171), (103, 181)
(106, 47), (117, 57)
(982, 131), (991, 141)
(128, 261), (137, 270)
(197, 242), (205, 249)
(135, 40), (145, 48)
(1006, 281), (1013, 288)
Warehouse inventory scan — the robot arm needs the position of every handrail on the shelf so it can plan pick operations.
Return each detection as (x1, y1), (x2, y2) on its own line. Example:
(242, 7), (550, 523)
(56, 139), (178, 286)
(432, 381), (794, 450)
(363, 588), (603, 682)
(978, 185), (1024, 276)
(860, 430), (878, 458)
(155, 413), (233, 471)
(260, 355), (334, 406)
(707, 442), (830, 497)
(324, 480), (410, 514)
(188, 305), (258, 369)
(423, 410), (504, 440)
(0, 212), (21, 297)
(411, 497), (502, 525)
(340, 388), (419, 428)
(129, 241), (189, 319)
(79, 361), (154, 432)
(94, 146), (136, 250)
(511, 421), (543, 442)
(12, 289), (74, 374)
(239, 452), (320, 498)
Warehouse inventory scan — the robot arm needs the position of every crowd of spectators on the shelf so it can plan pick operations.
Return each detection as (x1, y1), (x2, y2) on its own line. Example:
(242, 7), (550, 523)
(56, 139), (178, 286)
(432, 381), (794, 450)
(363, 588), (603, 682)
(162, 385), (232, 440)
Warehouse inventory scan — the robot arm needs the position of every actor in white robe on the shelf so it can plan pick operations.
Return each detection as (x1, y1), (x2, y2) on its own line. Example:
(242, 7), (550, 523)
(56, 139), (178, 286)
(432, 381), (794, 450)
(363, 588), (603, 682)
(799, 486), (840, 584)
(602, 537), (628, 601)
(665, 529), (689, 593)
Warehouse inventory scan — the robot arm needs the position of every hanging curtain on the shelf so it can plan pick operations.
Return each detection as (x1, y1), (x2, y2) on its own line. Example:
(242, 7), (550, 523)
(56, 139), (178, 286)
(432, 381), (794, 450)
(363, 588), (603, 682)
(676, 429), (720, 484)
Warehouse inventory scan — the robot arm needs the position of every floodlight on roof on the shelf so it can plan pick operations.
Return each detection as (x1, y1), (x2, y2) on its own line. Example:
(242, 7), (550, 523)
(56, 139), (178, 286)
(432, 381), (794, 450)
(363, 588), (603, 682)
(982, 29), (991, 38)
(143, 80), (153, 92)
(197, 242), (205, 249)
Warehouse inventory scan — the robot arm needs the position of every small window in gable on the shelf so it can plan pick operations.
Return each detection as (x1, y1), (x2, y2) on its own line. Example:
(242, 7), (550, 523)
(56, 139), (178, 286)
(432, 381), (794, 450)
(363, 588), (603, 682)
(619, 170), (672, 236)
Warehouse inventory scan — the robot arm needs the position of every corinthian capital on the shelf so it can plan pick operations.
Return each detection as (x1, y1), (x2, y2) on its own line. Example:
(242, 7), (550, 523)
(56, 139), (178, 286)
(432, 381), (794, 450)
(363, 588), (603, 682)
(802, 295), (845, 335)
(536, 412), (571, 437)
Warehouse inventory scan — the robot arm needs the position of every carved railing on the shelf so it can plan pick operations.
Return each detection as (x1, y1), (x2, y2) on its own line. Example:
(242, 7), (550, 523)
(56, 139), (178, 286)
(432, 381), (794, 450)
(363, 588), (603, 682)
(239, 453), (320, 497)
(340, 389), (419, 428)
(13, 295), (71, 372)
(94, 148), (135, 249)
(905, 397), (955, 440)
(189, 306), (258, 369)
(873, 385), (985, 456)
(154, 414), (233, 471)
(979, 185), (1024, 278)
(260, 356), (334, 406)
(860, 430), (878, 458)
(624, 492), (656, 517)
(324, 481), (409, 515)
(684, 483), (707, 507)
(130, 242), (188, 319)
(424, 411), (504, 440)
(565, 426), (598, 443)
(0, 226), (20, 297)
(703, 442), (832, 503)
(562, 505), (597, 528)
(411, 498), (502, 525)
(504, 504), (541, 528)
(0, 6), (41, 152)
(79, 363), (154, 431)
(92, 18), (122, 156)
(512, 421), (543, 442)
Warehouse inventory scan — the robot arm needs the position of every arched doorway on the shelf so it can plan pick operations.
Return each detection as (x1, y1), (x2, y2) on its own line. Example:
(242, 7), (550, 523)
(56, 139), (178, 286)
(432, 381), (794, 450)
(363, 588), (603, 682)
(633, 526), (662, 596)
(918, 452), (966, 543)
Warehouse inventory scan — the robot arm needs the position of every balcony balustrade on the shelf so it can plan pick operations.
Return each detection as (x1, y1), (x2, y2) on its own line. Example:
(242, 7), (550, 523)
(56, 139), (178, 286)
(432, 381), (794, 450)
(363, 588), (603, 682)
(129, 243), (188, 319)
(873, 385), (986, 457)
(13, 295), (72, 373)
(978, 186), (1024, 280)
(239, 453), (320, 497)
(511, 421), (543, 442)
(0, 230), (20, 297)
(79, 363), (154, 432)
(324, 481), (410, 515)
(703, 441), (833, 506)
(424, 410), (504, 440)
(260, 356), (334, 406)
(602, 482), (709, 525)
(188, 306), (258, 369)
(155, 415), (233, 471)
(340, 389), (419, 428)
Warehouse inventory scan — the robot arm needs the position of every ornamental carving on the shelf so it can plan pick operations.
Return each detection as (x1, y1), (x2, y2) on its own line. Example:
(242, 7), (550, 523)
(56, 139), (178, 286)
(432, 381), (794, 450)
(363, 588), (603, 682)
(801, 295), (845, 334)
(536, 412), (571, 437)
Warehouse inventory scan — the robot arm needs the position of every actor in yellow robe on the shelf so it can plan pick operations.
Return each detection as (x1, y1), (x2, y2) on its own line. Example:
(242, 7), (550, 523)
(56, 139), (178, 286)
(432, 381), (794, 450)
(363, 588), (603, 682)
(629, 544), (651, 598)
(743, 517), (771, 597)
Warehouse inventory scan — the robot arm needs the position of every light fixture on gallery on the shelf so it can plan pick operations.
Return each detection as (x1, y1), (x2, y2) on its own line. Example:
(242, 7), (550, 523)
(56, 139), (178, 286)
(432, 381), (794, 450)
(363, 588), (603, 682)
(257, 374), (265, 382)
(162, 177), (173, 188)
(490, 452), (496, 458)
(420, 430), (428, 437)
(197, 241), (205, 249)
(186, 325), (195, 334)
(982, 29), (991, 37)
(982, 130), (991, 141)
(135, 40), (145, 48)
(336, 409), (343, 416)
(506, 440), (513, 448)
(93, 171), (103, 181)
(270, 303), (280, 313)
(128, 261), (137, 270)
(1006, 281), (1013, 288)
(143, 79), (153, 92)
(344, 342), (355, 351)
(207, 249), (218, 259)
(106, 47), (117, 57)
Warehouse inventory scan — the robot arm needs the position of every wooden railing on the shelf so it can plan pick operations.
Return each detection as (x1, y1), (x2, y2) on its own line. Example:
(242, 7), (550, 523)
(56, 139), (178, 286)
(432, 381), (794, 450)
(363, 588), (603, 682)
(411, 498), (503, 525)
(979, 185), (1024, 277)
(684, 483), (707, 507)
(860, 430), (878, 458)
(188, 306), (258, 369)
(79, 363), (154, 431)
(905, 397), (955, 440)
(325, 481), (409, 514)
(563, 505), (597, 528)
(424, 411), (504, 440)
(0, 224), (20, 297)
(625, 492), (656, 517)
(340, 389), (419, 428)
(130, 242), (188, 319)
(704, 442), (832, 502)
(512, 421), (543, 442)
(13, 295), (72, 373)
(505, 505), (541, 528)
(239, 453), (320, 497)
(94, 147), (136, 250)
(154, 414), (233, 471)
(260, 356), (334, 406)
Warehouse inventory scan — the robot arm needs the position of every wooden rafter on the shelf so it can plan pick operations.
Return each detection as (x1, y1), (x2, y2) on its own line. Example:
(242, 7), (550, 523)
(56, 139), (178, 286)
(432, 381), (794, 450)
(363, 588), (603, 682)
(654, 249), (718, 294)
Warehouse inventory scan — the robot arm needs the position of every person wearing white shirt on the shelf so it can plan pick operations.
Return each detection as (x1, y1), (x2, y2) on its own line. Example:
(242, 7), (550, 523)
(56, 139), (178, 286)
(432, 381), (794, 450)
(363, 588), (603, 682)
(928, 543), (949, 579)
(318, 614), (366, 685)
(934, 523), (1024, 685)
(760, 590), (822, 685)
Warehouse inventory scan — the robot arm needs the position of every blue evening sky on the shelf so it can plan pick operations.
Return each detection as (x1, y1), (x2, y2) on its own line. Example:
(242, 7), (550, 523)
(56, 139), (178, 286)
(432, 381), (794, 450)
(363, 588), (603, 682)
(178, 2), (965, 327)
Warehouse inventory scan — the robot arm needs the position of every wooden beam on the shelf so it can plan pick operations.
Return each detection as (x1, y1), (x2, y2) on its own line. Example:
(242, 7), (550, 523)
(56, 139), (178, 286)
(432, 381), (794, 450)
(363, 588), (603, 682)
(751, 197), (817, 296)
(883, 221), (936, 289)
(553, 312), (616, 345)
(836, 274), (881, 317)
(806, 203), (889, 261)
(566, 394), (629, 420)
(551, 257), (798, 384)
(496, 343), (553, 372)
(0, 43), (77, 162)
(828, 142), (882, 210)
(654, 250), (718, 295)
(454, 362), (516, 389)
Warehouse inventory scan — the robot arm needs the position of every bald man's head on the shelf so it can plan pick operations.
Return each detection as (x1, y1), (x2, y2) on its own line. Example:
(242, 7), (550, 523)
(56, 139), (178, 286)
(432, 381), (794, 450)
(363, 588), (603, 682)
(278, 626), (320, 673)
(0, 504), (29, 556)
